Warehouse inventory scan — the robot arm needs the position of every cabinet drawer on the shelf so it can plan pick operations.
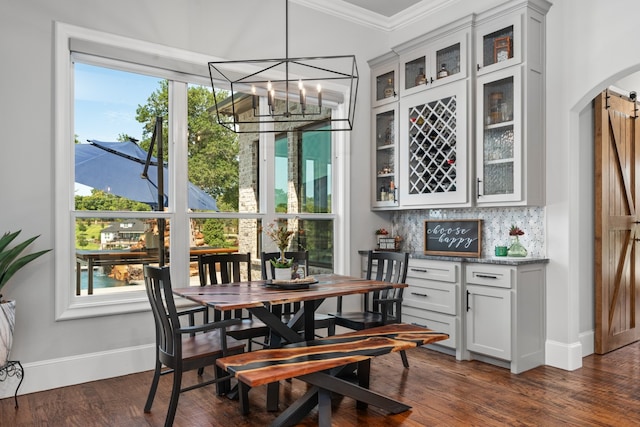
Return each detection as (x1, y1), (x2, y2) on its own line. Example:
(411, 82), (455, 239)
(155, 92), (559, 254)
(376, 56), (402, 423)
(404, 279), (457, 315)
(407, 259), (458, 283)
(403, 306), (456, 349)
(465, 264), (513, 289)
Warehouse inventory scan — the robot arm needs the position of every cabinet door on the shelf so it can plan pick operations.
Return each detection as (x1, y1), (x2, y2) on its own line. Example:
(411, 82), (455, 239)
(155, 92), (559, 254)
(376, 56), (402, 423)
(399, 81), (468, 207)
(465, 284), (512, 360)
(372, 103), (399, 208)
(476, 67), (522, 204)
(399, 47), (430, 97)
(371, 62), (398, 108)
(475, 13), (521, 76)
(400, 32), (468, 97)
(429, 32), (468, 88)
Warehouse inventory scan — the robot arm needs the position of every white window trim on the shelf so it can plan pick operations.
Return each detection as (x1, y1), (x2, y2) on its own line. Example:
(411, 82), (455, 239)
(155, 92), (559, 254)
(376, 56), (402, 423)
(54, 22), (350, 320)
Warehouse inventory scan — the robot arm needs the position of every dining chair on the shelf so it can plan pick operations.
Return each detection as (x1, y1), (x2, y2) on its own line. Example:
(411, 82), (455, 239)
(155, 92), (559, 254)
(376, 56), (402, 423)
(329, 250), (411, 367)
(143, 265), (245, 427)
(261, 251), (336, 339)
(198, 252), (270, 350)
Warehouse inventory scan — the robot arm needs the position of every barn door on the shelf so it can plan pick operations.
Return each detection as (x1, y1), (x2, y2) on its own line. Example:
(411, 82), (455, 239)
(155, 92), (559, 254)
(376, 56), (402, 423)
(595, 89), (640, 354)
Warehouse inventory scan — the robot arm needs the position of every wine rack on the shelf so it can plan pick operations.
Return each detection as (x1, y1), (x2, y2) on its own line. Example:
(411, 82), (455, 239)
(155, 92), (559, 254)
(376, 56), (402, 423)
(407, 95), (458, 195)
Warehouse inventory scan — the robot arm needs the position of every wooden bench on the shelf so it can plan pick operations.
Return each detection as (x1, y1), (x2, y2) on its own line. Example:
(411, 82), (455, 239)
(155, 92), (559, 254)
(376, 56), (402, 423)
(216, 323), (448, 426)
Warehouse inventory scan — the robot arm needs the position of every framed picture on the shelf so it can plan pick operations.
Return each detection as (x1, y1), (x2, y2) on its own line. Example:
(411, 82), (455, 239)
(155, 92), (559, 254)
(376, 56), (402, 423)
(424, 219), (482, 257)
(493, 36), (512, 63)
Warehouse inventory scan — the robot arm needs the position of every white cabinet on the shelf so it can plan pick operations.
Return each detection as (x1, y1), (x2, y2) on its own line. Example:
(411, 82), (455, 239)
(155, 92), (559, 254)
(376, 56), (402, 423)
(370, 54), (399, 109)
(372, 103), (399, 208)
(474, 0), (548, 206)
(368, 0), (549, 209)
(474, 9), (522, 76)
(399, 81), (470, 207)
(399, 29), (469, 98)
(475, 67), (522, 203)
(403, 258), (462, 357)
(464, 262), (545, 374)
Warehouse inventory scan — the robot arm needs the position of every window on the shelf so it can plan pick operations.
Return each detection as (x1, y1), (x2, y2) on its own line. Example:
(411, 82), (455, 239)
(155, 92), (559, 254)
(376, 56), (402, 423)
(54, 23), (348, 319)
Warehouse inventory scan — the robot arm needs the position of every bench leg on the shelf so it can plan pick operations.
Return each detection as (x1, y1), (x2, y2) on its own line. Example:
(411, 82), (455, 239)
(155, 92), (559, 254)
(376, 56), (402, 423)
(317, 388), (332, 427)
(239, 382), (251, 415)
(267, 382), (280, 411)
(299, 372), (411, 415)
(270, 386), (319, 427)
(356, 359), (371, 409)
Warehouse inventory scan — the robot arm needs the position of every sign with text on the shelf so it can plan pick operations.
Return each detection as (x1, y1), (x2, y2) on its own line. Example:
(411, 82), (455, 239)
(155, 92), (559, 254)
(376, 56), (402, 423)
(424, 219), (482, 257)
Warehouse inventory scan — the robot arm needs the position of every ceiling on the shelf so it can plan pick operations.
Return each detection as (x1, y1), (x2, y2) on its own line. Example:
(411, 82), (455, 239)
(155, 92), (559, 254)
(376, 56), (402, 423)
(292, 0), (458, 31)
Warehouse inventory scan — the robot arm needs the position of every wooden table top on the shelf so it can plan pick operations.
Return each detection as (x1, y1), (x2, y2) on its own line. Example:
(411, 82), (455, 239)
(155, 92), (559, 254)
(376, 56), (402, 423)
(172, 274), (407, 311)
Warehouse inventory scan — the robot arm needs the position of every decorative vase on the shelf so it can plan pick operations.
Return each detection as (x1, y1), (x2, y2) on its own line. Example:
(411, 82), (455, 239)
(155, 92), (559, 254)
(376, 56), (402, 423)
(274, 267), (292, 281)
(507, 236), (527, 257)
(0, 300), (16, 367)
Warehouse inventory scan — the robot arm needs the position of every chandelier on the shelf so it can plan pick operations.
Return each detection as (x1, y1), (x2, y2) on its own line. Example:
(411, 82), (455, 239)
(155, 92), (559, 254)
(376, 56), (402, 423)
(208, 0), (358, 133)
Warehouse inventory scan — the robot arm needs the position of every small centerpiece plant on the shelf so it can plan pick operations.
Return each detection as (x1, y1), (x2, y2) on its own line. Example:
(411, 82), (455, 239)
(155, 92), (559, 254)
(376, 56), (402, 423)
(263, 220), (302, 268)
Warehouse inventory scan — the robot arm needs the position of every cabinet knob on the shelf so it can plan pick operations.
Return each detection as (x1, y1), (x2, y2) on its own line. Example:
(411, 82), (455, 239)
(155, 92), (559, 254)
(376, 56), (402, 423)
(477, 64), (481, 71)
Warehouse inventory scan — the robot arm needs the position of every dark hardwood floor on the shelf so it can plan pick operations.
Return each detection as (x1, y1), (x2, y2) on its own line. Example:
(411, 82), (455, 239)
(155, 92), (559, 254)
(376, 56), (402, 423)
(2, 342), (640, 426)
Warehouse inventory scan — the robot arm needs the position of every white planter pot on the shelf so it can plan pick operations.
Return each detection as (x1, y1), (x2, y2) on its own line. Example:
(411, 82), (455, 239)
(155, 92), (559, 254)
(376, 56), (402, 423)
(0, 300), (16, 367)
(274, 267), (292, 281)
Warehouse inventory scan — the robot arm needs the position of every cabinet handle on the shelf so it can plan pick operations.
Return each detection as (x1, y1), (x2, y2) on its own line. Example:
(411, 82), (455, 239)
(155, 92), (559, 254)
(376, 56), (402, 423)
(411, 321), (428, 328)
(466, 290), (470, 312)
(410, 268), (428, 273)
(411, 292), (428, 297)
(477, 177), (482, 197)
(477, 63), (481, 71)
(476, 274), (498, 279)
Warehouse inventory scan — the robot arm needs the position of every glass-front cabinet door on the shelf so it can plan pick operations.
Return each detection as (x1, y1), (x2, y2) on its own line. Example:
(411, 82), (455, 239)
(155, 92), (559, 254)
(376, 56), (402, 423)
(371, 60), (398, 108)
(400, 32), (467, 97)
(476, 67), (522, 204)
(399, 81), (468, 207)
(372, 103), (399, 208)
(475, 13), (521, 76)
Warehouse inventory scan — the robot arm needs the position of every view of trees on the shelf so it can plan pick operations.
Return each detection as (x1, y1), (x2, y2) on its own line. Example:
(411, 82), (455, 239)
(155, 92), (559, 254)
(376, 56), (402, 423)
(75, 79), (240, 247)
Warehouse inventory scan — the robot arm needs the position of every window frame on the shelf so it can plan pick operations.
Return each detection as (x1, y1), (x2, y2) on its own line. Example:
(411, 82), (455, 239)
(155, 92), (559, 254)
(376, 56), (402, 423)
(54, 22), (350, 320)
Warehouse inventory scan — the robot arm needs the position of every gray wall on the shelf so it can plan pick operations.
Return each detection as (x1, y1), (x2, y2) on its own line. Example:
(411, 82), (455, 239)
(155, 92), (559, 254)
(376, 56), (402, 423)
(4, 0), (638, 395)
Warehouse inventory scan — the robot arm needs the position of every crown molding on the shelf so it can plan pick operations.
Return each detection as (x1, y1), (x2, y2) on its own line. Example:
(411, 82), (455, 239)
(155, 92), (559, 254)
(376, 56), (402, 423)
(292, 0), (459, 32)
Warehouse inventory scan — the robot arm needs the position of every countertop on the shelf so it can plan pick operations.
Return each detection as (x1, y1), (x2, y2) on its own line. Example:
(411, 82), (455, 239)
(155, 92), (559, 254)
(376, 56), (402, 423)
(358, 250), (549, 266)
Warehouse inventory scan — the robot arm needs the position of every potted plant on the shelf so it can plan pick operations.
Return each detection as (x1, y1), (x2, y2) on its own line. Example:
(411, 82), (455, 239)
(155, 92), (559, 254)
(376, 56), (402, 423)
(507, 225), (527, 257)
(0, 231), (51, 366)
(262, 220), (301, 280)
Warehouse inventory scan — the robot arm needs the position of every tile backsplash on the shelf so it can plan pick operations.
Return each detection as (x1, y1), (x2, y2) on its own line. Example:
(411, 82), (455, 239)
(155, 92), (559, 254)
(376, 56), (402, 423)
(391, 207), (545, 258)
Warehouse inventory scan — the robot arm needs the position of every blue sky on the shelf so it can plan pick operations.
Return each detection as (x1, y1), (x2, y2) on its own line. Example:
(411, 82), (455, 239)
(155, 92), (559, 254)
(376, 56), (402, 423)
(74, 63), (163, 144)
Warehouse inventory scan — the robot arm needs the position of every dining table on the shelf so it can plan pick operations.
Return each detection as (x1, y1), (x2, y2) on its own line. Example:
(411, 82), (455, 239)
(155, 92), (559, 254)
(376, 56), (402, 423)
(171, 273), (412, 421)
(171, 273), (407, 345)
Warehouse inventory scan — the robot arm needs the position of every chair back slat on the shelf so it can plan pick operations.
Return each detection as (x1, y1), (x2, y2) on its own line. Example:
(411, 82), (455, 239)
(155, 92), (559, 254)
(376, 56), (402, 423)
(144, 265), (180, 359)
(199, 252), (252, 285)
(364, 251), (409, 315)
(198, 252), (252, 320)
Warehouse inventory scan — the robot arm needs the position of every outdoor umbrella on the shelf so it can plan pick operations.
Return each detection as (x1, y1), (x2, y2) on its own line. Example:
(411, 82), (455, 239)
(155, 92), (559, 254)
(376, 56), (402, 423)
(75, 140), (218, 211)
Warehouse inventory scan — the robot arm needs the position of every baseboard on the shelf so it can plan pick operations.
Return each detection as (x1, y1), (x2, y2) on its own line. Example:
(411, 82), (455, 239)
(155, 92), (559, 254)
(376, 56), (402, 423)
(579, 330), (594, 357)
(545, 339), (583, 371)
(0, 344), (155, 400)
